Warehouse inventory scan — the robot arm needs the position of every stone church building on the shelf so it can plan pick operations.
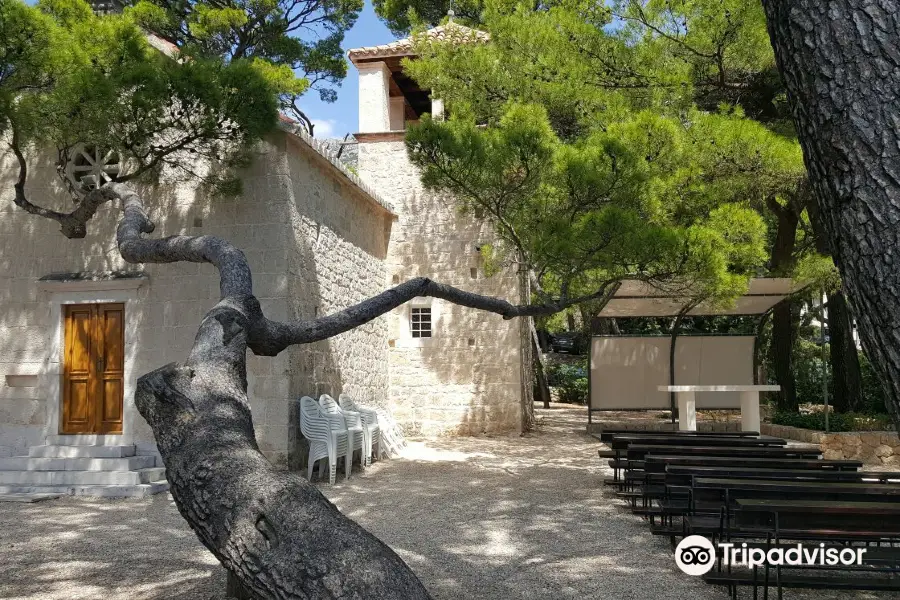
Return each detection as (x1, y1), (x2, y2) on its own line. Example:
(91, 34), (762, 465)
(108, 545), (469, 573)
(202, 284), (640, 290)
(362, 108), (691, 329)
(0, 25), (530, 496)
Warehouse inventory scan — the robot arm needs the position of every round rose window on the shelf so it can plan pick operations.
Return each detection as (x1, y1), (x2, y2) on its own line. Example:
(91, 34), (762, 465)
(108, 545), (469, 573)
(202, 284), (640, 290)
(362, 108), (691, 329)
(64, 144), (122, 194)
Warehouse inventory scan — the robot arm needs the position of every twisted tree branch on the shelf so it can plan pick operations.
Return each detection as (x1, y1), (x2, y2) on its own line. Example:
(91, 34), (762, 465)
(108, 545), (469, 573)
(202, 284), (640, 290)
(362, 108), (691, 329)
(107, 181), (621, 357)
(10, 129), (115, 238)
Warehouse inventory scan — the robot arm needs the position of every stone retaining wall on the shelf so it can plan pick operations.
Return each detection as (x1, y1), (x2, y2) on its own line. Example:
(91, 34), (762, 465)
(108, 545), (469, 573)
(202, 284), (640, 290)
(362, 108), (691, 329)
(761, 424), (900, 466)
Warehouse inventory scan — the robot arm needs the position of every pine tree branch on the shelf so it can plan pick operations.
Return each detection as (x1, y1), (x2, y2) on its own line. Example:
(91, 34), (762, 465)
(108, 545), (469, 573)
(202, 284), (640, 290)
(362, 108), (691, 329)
(10, 128), (115, 238)
(106, 182), (620, 356)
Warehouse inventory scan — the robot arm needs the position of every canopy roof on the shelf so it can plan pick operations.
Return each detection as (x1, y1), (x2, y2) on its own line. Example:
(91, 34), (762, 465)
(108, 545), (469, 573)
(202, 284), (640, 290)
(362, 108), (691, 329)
(598, 278), (799, 318)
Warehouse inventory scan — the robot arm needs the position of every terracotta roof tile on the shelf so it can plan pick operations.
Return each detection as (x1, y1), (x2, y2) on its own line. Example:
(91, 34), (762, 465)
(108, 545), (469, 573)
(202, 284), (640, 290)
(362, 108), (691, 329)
(348, 24), (489, 64)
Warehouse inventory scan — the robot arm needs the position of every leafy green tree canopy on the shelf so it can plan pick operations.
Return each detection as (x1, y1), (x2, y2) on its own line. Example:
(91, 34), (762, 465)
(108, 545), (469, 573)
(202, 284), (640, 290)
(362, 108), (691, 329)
(128, 0), (363, 129)
(407, 101), (770, 308)
(400, 0), (820, 311)
(2, 0), (288, 234)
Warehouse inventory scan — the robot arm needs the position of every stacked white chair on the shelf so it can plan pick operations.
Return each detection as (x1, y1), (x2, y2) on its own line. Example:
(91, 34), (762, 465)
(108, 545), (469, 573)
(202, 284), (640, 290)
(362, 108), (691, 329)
(374, 408), (407, 458)
(338, 394), (382, 466)
(319, 394), (366, 474)
(299, 395), (352, 484)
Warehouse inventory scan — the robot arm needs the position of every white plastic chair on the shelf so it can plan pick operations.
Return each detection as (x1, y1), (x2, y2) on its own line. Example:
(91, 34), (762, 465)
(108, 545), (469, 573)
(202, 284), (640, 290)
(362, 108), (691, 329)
(374, 408), (407, 458)
(319, 394), (366, 473)
(299, 396), (351, 484)
(338, 394), (382, 466)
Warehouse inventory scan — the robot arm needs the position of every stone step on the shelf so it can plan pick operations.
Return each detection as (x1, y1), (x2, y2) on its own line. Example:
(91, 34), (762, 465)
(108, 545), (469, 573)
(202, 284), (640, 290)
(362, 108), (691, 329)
(0, 493), (63, 503)
(29, 445), (136, 458)
(0, 467), (166, 486)
(0, 455), (156, 472)
(0, 480), (170, 498)
(45, 434), (128, 446)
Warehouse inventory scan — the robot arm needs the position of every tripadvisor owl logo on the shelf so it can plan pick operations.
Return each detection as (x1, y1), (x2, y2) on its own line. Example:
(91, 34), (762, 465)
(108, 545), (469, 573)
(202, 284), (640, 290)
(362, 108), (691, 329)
(675, 535), (716, 576)
(674, 535), (868, 576)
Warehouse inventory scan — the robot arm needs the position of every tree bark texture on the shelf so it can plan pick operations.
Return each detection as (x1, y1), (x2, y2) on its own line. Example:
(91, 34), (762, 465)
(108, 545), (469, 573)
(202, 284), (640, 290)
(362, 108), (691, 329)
(761, 0), (900, 424)
(770, 300), (799, 412)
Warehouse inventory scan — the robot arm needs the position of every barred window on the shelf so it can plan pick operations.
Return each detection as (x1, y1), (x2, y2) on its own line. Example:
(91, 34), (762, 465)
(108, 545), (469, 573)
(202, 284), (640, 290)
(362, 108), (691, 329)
(411, 307), (432, 338)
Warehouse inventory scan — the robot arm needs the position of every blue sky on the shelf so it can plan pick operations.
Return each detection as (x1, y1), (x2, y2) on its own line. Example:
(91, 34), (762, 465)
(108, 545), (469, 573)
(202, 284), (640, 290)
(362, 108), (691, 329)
(300, 1), (399, 139)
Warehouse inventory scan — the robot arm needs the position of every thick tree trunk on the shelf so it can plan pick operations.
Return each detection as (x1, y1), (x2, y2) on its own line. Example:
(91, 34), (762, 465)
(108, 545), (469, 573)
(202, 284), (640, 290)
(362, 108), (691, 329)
(770, 301), (798, 412)
(768, 200), (800, 412)
(591, 317), (620, 336)
(136, 301), (432, 600)
(72, 182), (623, 598)
(534, 347), (552, 409)
(828, 291), (863, 413)
(761, 0), (900, 426)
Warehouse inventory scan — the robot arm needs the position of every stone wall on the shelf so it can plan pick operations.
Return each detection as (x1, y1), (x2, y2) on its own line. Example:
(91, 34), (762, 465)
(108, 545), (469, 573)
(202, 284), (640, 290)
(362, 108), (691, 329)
(761, 424), (900, 466)
(281, 134), (391, 410)
(358, 140), (525, 435)
(0, 130), (393, 465)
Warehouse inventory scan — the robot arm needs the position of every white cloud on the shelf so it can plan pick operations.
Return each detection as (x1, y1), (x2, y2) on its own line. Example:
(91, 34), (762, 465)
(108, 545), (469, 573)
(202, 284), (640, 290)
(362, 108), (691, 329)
(311, 119), (338, 138)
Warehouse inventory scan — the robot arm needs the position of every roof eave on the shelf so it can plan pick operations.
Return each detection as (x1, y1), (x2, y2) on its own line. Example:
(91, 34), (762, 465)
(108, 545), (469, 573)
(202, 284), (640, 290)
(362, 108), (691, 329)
(275, 120), (397, 217)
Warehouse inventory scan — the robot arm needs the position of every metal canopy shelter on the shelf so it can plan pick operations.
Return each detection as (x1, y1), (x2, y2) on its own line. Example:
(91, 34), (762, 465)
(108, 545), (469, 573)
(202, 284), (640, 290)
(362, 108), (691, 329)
(598, 278), (797, 318)
(589, 277), (801, 426)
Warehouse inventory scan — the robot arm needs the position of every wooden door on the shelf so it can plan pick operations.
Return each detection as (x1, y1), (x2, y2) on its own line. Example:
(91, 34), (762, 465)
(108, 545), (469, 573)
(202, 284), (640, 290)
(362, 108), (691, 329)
(62, 303), (125, 434)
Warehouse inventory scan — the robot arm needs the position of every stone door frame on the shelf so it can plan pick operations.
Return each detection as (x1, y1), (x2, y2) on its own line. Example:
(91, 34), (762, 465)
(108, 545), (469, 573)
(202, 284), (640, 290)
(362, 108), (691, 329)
(38, 276), (147, 444)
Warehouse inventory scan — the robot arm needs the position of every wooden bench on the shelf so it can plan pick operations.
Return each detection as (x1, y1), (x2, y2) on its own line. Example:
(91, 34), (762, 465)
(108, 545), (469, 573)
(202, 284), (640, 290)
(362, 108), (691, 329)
(665, 466), (900, 485)
(705, 500), (900, 596)
(610, 448), (835, 486)
(704, 572), (900, 594)
(609, 435), (786, 450)
(627, 445), (823, 460)
(733, 498), (900, 537)
(690, 478), (900, 540)
(643, 455), (862, 473)
(606, 436), (789, 481)
(694, 477), (900, 503)
(593, 430), (761, 443)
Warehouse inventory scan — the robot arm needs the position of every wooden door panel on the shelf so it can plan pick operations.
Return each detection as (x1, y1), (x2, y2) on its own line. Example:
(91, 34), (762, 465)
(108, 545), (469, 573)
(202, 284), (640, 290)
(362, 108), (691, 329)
(99, 306), (124, 372)
(67, 308), (93, 374)
(64, 379), (92, 433)
(63, 306), (95, 434)
(100, 379), (123, 426)
(61, 303), (125, 434)
(97, 304), (124, 433)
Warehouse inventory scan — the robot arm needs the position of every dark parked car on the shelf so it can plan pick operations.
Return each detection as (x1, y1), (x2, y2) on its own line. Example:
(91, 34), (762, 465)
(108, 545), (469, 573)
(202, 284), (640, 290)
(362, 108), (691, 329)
(550, 332), (584, 354)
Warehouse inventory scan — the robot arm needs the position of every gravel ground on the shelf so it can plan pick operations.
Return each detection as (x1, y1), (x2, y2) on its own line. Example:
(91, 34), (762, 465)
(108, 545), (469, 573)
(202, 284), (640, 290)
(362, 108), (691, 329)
(0, 404), (894, 599)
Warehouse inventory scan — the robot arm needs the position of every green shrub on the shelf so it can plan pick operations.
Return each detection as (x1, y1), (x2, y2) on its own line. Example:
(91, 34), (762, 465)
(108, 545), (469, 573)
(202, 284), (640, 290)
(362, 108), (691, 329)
(545, 360), (587, 386)
(546, 359), (588, 404)
(772, 339), (890, 416)
(771, 411), (894, 432)
(557, 376), (589, 404)
(792, 339), (827, 407)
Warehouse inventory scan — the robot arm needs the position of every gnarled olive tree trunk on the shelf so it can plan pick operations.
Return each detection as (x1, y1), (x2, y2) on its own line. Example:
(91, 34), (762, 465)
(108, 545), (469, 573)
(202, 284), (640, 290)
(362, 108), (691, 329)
(85, 183), (619, 598)
(761, 0), (900, 425)
(112, 185), (432, 599)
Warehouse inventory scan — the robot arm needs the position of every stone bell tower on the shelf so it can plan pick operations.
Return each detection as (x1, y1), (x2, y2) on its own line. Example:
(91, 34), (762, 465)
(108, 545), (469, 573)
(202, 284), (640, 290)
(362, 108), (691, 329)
(348, 25), (533, 436)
